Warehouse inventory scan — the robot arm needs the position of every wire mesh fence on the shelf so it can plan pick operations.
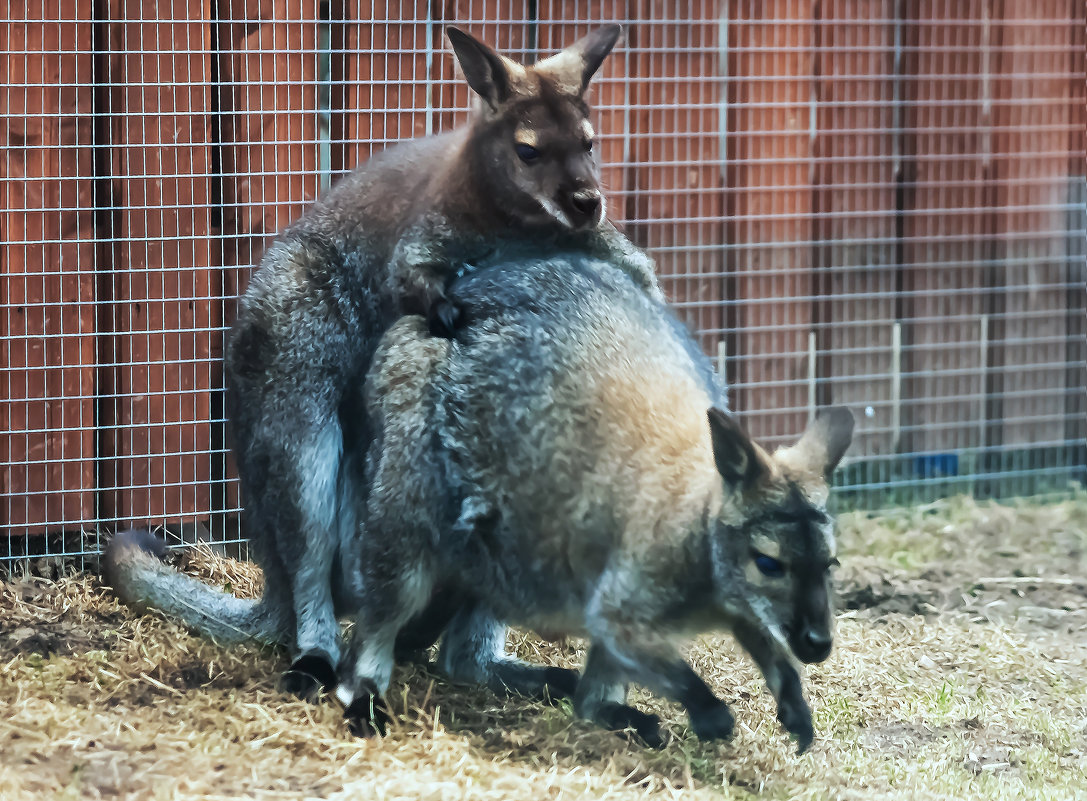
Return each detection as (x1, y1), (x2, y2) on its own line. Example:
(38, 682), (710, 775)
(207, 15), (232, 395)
(2, 1), (1085, 566)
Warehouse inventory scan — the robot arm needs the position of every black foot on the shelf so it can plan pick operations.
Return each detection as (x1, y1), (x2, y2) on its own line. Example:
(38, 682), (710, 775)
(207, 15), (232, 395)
(540, 666), (579, 703)
(489, 662), (580, 704)
(343, 684), (392, 738)
(776, 670), (814, 753)
(596, 701), (664, 749)
(688, 700), (735, 742)
(281, 652), (338, 702)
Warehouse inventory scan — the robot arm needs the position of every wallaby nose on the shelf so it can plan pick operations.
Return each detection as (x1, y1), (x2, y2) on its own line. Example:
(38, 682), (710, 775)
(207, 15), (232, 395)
(801, 629), (833, 663)
(571, 189), (601, 221)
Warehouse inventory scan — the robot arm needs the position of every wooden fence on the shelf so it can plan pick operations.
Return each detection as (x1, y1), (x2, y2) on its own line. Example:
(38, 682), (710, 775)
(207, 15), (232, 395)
(2, 0), (1085, 547)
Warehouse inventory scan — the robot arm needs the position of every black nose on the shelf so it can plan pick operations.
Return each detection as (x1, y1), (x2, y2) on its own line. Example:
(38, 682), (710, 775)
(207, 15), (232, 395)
(800, 629), (833, 663)
(571, 189), (601, 219)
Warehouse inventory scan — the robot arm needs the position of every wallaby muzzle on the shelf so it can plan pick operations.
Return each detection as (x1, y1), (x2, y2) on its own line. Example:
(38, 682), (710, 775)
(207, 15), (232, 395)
(788, 582), (834, 663)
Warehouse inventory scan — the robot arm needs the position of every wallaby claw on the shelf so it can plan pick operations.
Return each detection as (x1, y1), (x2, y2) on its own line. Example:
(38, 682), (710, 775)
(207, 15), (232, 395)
(281, 652), (338, 702)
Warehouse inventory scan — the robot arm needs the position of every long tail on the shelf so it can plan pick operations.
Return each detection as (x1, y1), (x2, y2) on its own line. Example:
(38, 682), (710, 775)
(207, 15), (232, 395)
(103, 528), (288, 646)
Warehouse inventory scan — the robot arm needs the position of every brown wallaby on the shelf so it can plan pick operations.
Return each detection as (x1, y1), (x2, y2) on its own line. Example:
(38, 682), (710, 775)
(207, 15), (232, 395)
(104, 25), (659, 700)
(333, 251), (854, 752)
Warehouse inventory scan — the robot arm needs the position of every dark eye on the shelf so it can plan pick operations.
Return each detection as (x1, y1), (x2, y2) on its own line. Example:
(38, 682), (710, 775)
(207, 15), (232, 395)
(515, 143), (540, 163)
(754, 553), (785, 578)
(583, 138), (594, 153)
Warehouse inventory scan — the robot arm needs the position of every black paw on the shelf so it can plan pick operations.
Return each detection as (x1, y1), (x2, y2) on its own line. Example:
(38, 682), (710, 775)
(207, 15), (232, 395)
(597, 701), (665, 749)
(427, 297), (462, 338)
(344, 689), (392, 738)
(777, 693), (814, 754)
(281, 652), (338, 702)
(688, 700), (735, 742)
(540, 666), (579, 703)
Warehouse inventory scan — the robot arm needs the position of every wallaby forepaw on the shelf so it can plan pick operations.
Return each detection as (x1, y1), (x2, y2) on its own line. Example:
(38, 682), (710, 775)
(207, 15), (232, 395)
(777, 701), (814, 754)
(281, 653), (338, 702)
(344, 689), (392, 738)
(597, 701), (665, 749)
(688, 701), (735, 743)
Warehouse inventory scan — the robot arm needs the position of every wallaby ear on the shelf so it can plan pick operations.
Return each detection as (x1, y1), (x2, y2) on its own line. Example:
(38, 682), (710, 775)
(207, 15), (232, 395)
(707, 407), (769, 489)
(791, 406), (855, 479)
(447, 26), (517, 109)
(534, 24), (622, 96)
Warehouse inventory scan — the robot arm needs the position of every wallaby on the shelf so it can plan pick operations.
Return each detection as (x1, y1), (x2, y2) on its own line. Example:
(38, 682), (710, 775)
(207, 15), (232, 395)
(216, 25), (659, 695)
(335, 251), (854, 753)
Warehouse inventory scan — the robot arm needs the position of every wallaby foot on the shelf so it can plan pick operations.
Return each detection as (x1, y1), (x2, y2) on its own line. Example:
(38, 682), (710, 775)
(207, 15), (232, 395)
(281, 651), (338, 701)
(343, 679), (392, 738)
(487, 661), (579, 704)
(688, 699), (735, 742)
(595, 701), (664, 748)
(775, 668), (814, 753)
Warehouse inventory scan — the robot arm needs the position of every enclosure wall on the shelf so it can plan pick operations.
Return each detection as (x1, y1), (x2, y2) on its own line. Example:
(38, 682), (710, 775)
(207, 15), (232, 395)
(2, 1), (1085, 561)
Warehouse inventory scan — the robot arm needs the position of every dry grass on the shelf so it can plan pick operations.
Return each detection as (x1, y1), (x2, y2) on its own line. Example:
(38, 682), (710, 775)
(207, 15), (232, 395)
(2, 494), (1086, 800)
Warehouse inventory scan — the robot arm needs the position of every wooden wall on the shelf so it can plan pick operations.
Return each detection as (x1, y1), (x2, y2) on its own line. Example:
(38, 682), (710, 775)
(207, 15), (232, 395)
(1, 0), (1084, 539)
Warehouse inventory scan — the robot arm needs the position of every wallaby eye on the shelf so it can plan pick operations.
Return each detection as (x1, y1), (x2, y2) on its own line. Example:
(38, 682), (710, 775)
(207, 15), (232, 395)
(515, 143), (540, 164)
(583, 138), (594, 153)
(753, 553), (785, 578)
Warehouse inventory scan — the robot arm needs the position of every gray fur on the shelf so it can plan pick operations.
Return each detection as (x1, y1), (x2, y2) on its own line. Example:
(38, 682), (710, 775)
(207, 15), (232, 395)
(105, 27), (659, 682)
(348, 252), (853, 752)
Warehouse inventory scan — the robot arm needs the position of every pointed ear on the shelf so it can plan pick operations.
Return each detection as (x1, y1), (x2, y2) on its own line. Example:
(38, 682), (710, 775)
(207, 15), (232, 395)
(534, 24), (622, 96)
(447, 26), (516, 109)
(707, 407), (770, 489)
(792, 406), (855, 478)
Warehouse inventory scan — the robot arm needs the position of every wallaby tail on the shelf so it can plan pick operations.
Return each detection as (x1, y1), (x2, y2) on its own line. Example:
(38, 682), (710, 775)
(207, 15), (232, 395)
(102, 528), (288, 646)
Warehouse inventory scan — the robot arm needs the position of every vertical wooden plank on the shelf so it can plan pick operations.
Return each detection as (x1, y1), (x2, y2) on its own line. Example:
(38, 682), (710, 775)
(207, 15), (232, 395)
(99, 0), (218, 526)
(332, 0), (431, 174)
(623, 1), (725, 359)
(218, 0), (320, 274)
(815, 0), (897, 460)
(1, 5), (96, 537)
(991, 1), (1078, 451)
(725, 0), (814, 448)
(899, 0), (988, 461)
(216, 0), (319, 514)
(1065, 2), (1086, 474)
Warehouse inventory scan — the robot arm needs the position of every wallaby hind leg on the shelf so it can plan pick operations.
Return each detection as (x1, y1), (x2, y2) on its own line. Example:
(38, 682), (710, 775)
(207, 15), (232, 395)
(239, 421), (345, 700)
(336, 557), (440, 737)
(575, 644), (663, 747)
(438, 603), (579, 703)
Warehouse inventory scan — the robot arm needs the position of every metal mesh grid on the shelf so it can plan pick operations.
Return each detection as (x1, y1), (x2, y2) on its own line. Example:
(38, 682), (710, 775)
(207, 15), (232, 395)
(2, 1), (1085, 565)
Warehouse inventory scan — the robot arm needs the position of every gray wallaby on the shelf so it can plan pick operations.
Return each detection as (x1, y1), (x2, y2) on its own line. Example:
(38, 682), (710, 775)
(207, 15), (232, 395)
(333, 251), (854, 752)
(216, 25), (658, 694)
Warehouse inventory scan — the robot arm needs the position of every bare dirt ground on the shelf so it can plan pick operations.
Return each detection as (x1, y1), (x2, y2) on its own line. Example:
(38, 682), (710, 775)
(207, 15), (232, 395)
(2, 494), (1085, 800)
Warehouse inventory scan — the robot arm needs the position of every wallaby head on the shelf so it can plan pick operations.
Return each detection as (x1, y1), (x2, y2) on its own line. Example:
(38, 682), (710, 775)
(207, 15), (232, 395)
(708, 407), (855, 665)
(446, 25), (621, 231)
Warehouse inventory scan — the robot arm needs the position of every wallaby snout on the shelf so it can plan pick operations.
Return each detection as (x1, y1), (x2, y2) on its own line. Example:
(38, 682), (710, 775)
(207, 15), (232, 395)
(569, 187), (603, 227)
(791, 625), (833, 664)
